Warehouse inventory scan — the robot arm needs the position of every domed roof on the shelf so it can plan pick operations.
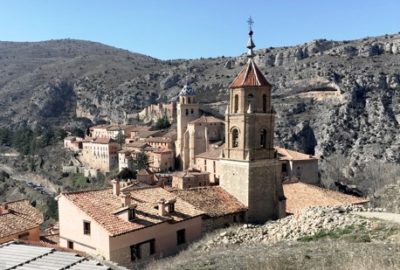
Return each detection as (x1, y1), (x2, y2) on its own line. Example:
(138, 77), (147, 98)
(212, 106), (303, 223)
(179, 83), (196, 96)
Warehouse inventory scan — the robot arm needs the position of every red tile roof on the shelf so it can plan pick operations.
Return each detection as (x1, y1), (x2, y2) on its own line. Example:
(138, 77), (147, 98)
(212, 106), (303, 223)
(195, 146), (223, 160)
(62, 187), (204, 236)
(230, 60), (271, 89)
(172, 186), (247, 217)
(283, 182), (369, 214)
(0, 200), (44, 239)
(275, 147), (319, 161)
(189, 115), (224, 125)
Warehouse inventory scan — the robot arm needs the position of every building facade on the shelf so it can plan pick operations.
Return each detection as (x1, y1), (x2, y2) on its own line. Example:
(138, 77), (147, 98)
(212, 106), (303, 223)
(219, 27), (286, 223)
(58, 182), (203, 267)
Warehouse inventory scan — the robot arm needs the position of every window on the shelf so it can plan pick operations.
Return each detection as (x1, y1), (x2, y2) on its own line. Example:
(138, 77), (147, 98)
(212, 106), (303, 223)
(282, 163), (287, 173)
(18, 232), (29, 240)
(263, 94), (267, 113)
(247, 94), (254, 109)
(177, 229), (186, 245)
(185, 109), (189, 115)
(191, 109), (194, 114)
(234, 94), (239, 113)
(232, 129), (239, 148)
(131, 239), (155, 261)
(67, 241), (74, 250)
(188, 97), (191, 104)
(128, 209), (136, 221)
(260, 129), (267, 149)
(83, 221), (91, 235)
(204, 159), (207, 171)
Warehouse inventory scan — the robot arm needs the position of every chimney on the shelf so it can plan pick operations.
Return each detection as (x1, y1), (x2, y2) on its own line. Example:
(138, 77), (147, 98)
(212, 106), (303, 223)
(158, 199), (166, 216)
(120, 192), (131, 207)
(166, 198), (176, 213)
(112, 179), (120, 196)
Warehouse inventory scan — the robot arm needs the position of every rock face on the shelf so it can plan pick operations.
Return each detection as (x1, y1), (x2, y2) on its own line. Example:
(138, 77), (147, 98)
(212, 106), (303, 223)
(1, 34), (400, 183)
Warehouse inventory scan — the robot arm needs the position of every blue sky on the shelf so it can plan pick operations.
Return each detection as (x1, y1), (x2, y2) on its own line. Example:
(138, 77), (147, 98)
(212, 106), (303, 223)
(0, 0), (399, 59)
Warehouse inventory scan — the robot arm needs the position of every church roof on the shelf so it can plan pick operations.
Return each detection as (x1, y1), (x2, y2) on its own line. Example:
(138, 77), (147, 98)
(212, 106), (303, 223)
(179, 83), (196, 96)
(229, 59), (271, 88)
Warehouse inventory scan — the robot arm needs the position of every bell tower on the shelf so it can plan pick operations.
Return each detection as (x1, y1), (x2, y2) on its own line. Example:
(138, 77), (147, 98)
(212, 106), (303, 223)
(176, 83), (200, 170)
(220, 18), (285, 223)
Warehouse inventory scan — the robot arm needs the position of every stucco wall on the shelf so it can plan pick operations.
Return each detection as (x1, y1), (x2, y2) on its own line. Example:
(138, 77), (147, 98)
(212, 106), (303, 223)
(109, 217), (202, 268)
(58, 196), (110, 258)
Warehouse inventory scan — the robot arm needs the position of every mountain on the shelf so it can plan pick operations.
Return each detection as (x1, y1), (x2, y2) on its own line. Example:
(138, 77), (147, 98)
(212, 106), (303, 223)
(1, 34), (400, 192)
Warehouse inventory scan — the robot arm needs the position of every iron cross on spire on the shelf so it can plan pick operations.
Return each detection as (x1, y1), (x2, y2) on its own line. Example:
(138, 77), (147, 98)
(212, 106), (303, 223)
(247, 16), (254, 32)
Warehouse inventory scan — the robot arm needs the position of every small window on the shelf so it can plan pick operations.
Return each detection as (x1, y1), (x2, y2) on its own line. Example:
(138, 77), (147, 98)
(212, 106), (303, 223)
(282, 163), (287, 173)
(129, 209), (136, 221)
(18, 232), (29, 240)
(263, 94), (267, 113)
(260, 129), (267, 149)
(234, 95), (239, 113)
(177, 229), (186, 245)
(68, 241), (74, 250)
(188, 97), (191, 104)
(131, 239), (155, 261)
(232, 129), (239, 148)
(185, 109), (189, 115)
(191, 109), (194, 114)
(83, 221), (91, 235)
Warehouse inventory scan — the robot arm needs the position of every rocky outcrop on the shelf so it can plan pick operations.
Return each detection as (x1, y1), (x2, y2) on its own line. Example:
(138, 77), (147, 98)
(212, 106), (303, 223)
(1, 34), (400, 184)
(194, 206), (380, 251)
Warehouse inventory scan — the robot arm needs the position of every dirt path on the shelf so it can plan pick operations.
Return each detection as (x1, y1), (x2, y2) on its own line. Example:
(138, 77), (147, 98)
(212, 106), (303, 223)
(354, 212), (400, 224)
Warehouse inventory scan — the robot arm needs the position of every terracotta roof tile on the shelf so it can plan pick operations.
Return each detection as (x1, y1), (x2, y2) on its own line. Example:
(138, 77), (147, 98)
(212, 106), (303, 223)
(230, 60), (271, 89)
(275, 147), (318, 161)
(189, 115), (224, 125)
(195, 146), (223, 160)
(172, 186), (247, 217)
(62, 187), (204, 236)
(284, 182), (369, 214)
(145, 137), (174, 143)
(0, 200), (43, 239)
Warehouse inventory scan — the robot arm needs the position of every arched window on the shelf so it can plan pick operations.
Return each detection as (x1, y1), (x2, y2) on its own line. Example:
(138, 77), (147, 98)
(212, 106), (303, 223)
(232, 129), (239, 148)
(188, 97), (191, 104)
(260, 129), (267, 148)
(263, 94), (267, 113)
(234, 95), (239, 113)
(247, 94), (254, 112)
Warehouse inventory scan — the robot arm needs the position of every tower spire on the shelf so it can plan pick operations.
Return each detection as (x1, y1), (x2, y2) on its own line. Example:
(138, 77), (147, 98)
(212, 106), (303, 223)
(246, 17), (255, 59)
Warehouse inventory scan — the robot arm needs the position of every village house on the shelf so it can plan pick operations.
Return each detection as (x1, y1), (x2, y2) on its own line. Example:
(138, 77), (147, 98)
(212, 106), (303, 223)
(172, 187), (247, 232)
(145, 136), (175, 151)
(148, 149), (175, 173)
(118, 149), (134, 172)
(58, 180), (204, 267)
(90, 124), (136, 140)
(194, 145), (223, 184)
(171, 171), (210, 189)
(0, 200), (43, 244)
(63, 136), (83, 152)
(81, 137), (119, 173)
(275, 147), (320, 185)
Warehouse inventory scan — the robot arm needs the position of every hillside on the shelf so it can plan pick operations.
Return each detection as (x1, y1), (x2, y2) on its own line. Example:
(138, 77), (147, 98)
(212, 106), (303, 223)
(1, 34), (400, 195)
(146, 206), (400, 270)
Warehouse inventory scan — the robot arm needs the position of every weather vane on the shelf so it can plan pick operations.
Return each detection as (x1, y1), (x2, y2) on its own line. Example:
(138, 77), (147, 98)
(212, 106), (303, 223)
(247, 16), (254, 32)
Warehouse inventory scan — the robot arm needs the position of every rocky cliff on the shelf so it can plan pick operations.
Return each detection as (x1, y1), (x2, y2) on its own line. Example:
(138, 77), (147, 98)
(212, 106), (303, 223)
(1, 34), (400, 190)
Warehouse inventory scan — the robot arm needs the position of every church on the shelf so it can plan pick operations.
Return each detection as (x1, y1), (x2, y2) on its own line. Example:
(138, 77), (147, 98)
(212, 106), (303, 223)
(175, 22), (286, 223)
